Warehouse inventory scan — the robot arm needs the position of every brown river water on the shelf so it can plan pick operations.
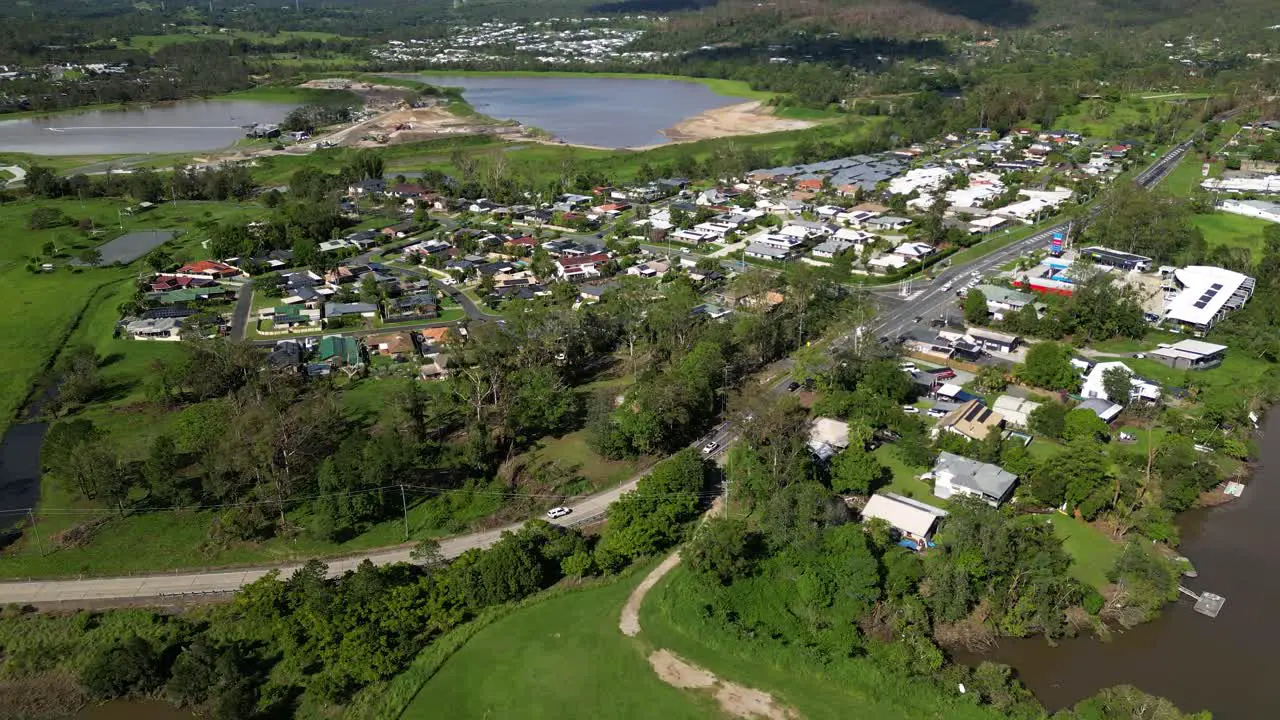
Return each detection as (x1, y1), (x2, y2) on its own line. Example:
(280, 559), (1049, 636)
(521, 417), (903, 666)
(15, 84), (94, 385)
(963, 412), (1280, 718)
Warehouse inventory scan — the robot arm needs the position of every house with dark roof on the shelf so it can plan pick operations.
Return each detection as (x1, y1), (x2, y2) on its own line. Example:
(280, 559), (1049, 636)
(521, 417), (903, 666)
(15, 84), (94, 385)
(385, 292), (439, 322)
(317, 335), (364, 368)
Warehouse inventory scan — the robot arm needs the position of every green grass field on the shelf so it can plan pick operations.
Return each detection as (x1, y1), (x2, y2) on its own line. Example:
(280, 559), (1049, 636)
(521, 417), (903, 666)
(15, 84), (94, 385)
(403, 569), (716, 720)
(641, 566), (1009, 720)
(1038, 514), (1121, 589)
(1190, 212), (1273, 260)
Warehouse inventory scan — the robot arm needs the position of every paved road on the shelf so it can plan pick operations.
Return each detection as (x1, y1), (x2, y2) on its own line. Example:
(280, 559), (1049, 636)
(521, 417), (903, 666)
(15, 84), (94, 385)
(230, 279), (255, 341)
(0, 128), (1209, 606)
(0, 474), (643, 605)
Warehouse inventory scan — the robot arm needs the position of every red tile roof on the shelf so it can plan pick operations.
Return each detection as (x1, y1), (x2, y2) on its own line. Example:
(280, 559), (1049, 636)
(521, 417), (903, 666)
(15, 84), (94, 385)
(178, 260), (237, 275)
(557, 252), (610, 268)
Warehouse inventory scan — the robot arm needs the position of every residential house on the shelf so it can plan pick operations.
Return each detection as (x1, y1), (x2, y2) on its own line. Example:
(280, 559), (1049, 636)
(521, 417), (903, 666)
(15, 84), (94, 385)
(174, 260), (241, 281)
(124, 317), (182, 341)
(1081, 361), (1160, 403)
(348, 178), (386, 196)
(1148, 339), (1228, 370)
(966, 327), (1019, 353)
(324, 302), (379, 321)
(866, 215), (912, 231)
(627, 259), (670, 278)
(744, 242), (794, 262)
(1077, 397), (1123, 423)
(419, 326), (454, 350)
(381, 221), (418, 239)
(266, 340), (303, 372)
(894, 242), (935, 261)
(936, 399), (1004, 441)
(259, 305), (321, 329)
(992, 395), (1041, 428)
(811, 237), (859, 259)
(149, 274), (217, 293)
(861, 493), (948, 544)
(365, 331), (418, 358)
(385, 292), (439, 322)
(579, 282), (619, 303)
(807, 417), (851, 461)
(555, 252), (611, 281)
(691, 303), (733, 321)
(930, 451), (1019, 506)
(317, 335), (364, 368)
(974, 285), (1035, 320)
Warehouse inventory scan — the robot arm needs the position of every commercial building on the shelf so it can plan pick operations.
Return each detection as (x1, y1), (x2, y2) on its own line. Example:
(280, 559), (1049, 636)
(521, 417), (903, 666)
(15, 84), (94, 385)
(1161, 265), (1255, 334)
(1218, 199), (1280, 224)
(1079, 246), (1153, 272)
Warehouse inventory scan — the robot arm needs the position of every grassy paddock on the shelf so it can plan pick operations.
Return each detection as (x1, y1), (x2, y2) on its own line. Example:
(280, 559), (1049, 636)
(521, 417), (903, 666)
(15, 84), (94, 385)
(1036, 514), (1121, 589)
(401, 564), (714, 720)
(1190, 212), (1272, 260)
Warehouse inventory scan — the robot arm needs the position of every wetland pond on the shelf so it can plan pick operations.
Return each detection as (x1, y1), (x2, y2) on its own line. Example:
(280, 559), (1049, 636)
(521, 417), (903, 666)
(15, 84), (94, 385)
(0, 99), (298, 155)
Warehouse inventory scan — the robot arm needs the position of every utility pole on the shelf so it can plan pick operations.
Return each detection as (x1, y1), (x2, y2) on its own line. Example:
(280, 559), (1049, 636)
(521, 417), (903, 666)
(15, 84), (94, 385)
(27, 510), (45, 556)
(399, 484), (410, 540)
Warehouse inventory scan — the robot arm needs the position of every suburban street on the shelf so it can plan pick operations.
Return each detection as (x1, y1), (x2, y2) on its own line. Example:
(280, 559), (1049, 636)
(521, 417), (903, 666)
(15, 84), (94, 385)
(0, 132), (1205, 607)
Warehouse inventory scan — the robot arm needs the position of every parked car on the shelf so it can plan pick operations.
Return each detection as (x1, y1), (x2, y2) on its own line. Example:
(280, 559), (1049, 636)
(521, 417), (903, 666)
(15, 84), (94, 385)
(913, 315), (923, 323)
(546, 506), (572, 520)
(902, 405), (921, 414)
(786, 380), (801, 392)
(702, 441), (719, 455)
(927, 408), (947, 418)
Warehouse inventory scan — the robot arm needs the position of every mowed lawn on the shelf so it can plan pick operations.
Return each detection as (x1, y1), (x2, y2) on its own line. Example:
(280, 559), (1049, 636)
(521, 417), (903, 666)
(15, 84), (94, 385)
(1038, 514), (1121, 590)
(404, 572), (716, 720)
(1191, 212), (1273, 260)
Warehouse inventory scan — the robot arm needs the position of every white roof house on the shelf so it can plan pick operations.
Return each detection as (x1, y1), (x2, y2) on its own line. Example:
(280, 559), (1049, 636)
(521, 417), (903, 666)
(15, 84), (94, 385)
(992, 395), (1041, 428)
(1163, 266), (1256, 332)
(1218, 199), (1280, 224)
(894, 242), (935, 259)
(888, 167), (953, 196)
(808, 417), (852, 460)
(1081, 361), (1160, 403)
(834, 227), (875, 244)
(861, 493), (947, 540)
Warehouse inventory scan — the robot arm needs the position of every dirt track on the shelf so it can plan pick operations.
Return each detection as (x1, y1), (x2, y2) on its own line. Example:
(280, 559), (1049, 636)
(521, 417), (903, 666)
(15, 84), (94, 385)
(619, 499), (799, 719)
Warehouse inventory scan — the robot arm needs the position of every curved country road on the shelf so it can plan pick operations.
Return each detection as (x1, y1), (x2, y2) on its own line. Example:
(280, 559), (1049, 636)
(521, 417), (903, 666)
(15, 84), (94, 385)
(0, 472), (645, 606)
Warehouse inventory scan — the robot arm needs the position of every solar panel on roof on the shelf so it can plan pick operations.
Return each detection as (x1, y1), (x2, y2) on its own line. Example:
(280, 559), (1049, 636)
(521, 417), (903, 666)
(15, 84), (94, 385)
(1210, 283), (1223, 290)
(1193, 301), (1208, 309)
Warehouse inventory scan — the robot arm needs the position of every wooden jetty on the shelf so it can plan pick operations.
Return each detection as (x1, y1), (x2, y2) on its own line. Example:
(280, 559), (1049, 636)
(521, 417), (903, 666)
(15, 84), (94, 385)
(1179, 585), (1226, 618)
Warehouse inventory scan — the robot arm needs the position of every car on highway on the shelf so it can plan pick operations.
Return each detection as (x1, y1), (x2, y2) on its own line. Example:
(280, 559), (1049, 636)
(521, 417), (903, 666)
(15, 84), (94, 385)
(913, 315), (923, 323)
(702, 441), (719, 455)
(546, 506), (572, 520)
(941, 282), (953, 291)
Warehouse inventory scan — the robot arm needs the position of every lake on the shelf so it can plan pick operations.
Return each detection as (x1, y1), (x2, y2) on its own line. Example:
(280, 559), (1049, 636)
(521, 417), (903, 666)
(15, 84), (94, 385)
(968, 412), (1280, 719)
(0, 99), (298, 155)
(407, 73), (742, 148)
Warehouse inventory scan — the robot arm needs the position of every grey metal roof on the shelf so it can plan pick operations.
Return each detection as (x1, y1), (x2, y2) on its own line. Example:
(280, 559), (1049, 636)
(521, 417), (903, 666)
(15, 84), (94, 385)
(933, 451), (1018, 499)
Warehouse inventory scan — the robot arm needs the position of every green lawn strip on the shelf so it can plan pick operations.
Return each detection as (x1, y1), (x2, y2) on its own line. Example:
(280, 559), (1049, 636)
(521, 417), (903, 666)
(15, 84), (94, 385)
(948, 222), (1043, 266)
(640, 565), (1007, 720)
(401, 564), (715, 720)
(1035, 514), (1122, 590)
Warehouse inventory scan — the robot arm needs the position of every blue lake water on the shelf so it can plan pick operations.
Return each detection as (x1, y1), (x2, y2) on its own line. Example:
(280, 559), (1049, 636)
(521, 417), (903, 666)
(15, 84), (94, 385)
(408, 74), (742, 149)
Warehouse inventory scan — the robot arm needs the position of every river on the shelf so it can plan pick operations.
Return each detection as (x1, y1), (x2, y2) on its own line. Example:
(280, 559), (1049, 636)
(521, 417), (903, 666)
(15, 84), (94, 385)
(0, 99), (299, 155)
(406, 73), (741, 148)
(972, 412), (1280, 718)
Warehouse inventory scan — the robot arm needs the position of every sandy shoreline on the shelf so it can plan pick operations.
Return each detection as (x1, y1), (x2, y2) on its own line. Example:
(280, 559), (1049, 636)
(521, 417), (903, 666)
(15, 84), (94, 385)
(656, 101), (815, 144)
